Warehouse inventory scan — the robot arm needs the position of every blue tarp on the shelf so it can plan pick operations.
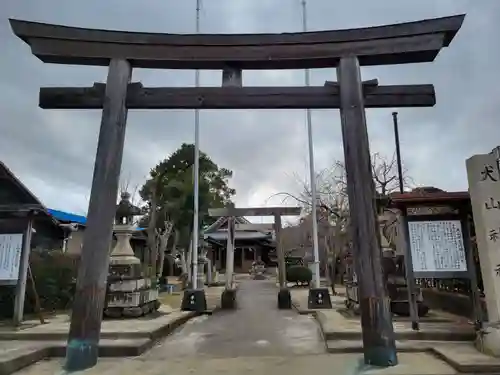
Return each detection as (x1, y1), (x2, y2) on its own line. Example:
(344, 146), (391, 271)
(47, 208), (146, 231)
(47, 208), (87, 225)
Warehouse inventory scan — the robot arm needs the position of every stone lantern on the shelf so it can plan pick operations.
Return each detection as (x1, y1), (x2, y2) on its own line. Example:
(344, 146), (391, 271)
(104, 192), (160, 318)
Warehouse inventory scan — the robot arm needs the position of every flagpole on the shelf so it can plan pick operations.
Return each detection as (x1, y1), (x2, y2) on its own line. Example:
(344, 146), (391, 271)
(192, 0), (201, 289)
(301, 0), (320, 289)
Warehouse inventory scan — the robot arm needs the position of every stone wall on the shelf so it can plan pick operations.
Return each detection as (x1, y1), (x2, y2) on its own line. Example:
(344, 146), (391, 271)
(422, 288), (487, 321)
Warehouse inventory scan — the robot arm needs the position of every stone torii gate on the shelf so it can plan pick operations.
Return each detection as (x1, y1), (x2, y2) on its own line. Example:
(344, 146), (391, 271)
(208, 206), (302, 309)
(9, 14), (464, 370)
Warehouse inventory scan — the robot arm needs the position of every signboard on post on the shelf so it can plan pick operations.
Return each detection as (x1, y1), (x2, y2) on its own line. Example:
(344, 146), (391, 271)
(0, 234), (23, 283)
(395, 202), (480, 333)
(407, 219), (467, 277)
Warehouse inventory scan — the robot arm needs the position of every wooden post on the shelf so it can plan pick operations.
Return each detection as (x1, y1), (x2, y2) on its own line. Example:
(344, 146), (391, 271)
(225, 216), (235, 289)
(462, 209), (483, 328)
(274, 214), (286, 288)
(399, 209), (420, 331)
(337, 56), (397, 366)
(13, 212), (33, 326)
(65, 58), (132, 372)
(222, 65), (242, 87)
(28, 264), (45, 324)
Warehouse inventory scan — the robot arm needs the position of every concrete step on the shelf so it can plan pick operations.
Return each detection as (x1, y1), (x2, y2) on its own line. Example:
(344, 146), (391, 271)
(432, 342), (500, 373)
(323, 328), (475, 342)
(326, 340), (500, 373)
(0, 310), (196, 342)
(325, 339), (464, 353)
(0, 339), (152, 375)
(0, 343), (49, 375)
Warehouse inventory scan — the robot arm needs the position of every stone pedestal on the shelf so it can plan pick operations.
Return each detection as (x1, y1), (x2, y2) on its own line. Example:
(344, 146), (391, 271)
(308, 288), (332, 309)
(104, 225), (159, 318)
(479, 327), (500, 356)
(181, 288), (207, 312)
(467, 152), (500, 355)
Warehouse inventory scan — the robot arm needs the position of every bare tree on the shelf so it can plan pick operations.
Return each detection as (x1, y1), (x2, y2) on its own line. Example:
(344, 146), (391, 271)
(272, 151), (414, 292)
(143, 175), (175, 284)
(119, 176), (144, 226)
(371, 152), (415, 196)
(157, 221), (174, 278)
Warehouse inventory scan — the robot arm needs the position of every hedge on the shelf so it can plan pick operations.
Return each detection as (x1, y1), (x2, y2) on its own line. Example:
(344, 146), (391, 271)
(0, 249), (78, 319)
(286, 265), (312, 286)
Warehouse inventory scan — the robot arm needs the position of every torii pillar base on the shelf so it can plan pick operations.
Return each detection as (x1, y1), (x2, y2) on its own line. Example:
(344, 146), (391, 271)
(221, 288), (237, 310)
(181, 289), (207, 312)
(278, 288), (292, 309)
(308, 287), (332, 309)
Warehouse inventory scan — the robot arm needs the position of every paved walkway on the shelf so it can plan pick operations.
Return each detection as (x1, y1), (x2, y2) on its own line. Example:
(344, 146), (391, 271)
(141, 279), (325, 359)
(15, 279), (466, 375)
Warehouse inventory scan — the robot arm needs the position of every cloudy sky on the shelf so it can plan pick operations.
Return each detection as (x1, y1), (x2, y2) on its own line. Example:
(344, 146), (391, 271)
(1, 0), (499, 223)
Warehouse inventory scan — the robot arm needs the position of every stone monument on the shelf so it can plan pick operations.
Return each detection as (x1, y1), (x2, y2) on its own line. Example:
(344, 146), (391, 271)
(104, 192), (160, 318)
(467, 149), (500, 355)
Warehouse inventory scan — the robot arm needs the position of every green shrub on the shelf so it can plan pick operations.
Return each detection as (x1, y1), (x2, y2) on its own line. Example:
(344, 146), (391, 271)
(30, 249), (78, 312)
(0, 249), (78, 319)
(286, 265), (312, 286)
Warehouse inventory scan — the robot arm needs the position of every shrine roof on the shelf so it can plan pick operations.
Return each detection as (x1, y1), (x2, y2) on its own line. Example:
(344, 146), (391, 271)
(0, 160), (45, 211)
(203, 215), (251, 234)
(0, 161), (62, 228)
(388, 190), (470, 207)
(205, 231), (271, 242)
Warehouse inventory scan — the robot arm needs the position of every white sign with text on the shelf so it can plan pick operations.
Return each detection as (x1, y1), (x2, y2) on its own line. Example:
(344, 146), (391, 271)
(408, 220), (467, 273)
(0, 234), (23, 281)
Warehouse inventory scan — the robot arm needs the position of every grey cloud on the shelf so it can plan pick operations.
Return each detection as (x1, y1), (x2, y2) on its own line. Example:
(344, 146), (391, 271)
(1, 0), (499, 217)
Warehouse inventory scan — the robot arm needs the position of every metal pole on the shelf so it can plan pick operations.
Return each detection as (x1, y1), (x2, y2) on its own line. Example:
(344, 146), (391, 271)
(301, 0), (320, 288)
(392, 111), (419, 330)
(191, 0), (201, 289)
(392, 112), (404, 193)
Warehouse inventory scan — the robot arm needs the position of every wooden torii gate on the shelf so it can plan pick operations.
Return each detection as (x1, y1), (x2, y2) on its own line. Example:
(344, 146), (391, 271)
(208, 206), (301, 309)
(9, 14), (464, 370)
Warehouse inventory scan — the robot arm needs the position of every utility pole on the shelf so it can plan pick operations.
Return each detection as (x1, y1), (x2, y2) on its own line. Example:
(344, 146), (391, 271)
(301, 0), (332, 309)
(181, 0), (207, 312)
(191, 0), (201, 290)
(301, 0), (320, 288)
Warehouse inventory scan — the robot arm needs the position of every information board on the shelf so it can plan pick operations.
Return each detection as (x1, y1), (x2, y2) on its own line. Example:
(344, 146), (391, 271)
(0, 234), (23, 281)
(408, 220), (467, 274)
